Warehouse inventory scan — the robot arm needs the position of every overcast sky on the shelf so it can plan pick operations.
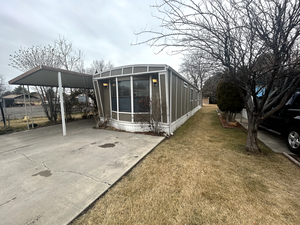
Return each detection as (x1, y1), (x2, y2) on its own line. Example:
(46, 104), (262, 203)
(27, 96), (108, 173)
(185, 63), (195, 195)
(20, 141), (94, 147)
(0, 0), (182, 90)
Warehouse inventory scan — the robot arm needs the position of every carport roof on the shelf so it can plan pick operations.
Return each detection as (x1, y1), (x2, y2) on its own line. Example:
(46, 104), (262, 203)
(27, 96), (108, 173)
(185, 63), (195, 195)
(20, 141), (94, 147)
(9, 65), (93, 89)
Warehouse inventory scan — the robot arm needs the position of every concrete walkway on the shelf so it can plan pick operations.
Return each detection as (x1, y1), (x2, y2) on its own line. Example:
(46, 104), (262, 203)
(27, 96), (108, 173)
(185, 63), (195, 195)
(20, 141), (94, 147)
(236, 114), (294, 155)
(0, 119), (164, 225)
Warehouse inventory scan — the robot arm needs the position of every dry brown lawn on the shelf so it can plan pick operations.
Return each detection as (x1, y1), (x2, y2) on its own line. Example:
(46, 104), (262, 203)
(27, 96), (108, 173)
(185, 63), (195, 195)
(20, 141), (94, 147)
(72, 105), (300, 225)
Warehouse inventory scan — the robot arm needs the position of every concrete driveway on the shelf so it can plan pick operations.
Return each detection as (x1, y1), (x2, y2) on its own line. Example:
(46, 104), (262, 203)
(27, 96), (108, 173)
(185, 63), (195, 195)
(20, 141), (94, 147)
(0, 119), (164, 225)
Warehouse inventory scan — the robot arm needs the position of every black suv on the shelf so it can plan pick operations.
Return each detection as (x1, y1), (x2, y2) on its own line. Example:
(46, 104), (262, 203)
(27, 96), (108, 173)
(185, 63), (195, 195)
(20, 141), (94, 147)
(260, 91), (300, 154)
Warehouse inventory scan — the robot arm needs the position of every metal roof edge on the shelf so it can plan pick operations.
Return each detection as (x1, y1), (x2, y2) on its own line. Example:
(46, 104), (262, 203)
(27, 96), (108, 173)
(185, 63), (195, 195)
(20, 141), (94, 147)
(39, 65), (92, 78)
(97, 64), (168, 75)
(9, 66), (41, 85)
(9, 65), (93, 85)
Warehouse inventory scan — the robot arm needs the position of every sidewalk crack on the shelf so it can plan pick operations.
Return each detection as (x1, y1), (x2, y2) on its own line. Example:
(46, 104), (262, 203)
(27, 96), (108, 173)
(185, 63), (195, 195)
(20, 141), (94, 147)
(38, 163), (110, 186)
(56, 170), (101, 182)
(17, 151), (40, 164)
(0, 197), (17, 208)
(42, 162), (50, 170)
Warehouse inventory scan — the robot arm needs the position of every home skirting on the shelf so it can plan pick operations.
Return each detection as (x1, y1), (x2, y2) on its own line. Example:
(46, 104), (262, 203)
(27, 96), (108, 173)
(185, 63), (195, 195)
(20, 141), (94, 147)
(99, 105), (201, 135)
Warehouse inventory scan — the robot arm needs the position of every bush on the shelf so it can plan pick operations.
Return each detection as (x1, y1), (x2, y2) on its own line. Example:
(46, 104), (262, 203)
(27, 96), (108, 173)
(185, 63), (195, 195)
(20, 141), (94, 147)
(217, 82), (244, 123)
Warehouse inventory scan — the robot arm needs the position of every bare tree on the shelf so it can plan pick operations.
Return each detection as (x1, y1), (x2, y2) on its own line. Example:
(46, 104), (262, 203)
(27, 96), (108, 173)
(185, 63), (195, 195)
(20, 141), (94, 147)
(85, 59), (114, 75)
(9, 36), (84, 72)
(0, 75), (7, 97)
(55, 36), (84, 71)
(105, 61), (114, 71)
(9, 45), (60, 71)
(135, 0), (300, 153)
(9, 36), (85, 122)
(180, 51), (215, 91)
(202, 72), (223, 104)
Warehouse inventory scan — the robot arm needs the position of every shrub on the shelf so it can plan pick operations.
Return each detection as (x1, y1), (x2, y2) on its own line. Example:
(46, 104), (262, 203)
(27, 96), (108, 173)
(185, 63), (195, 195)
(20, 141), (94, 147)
(217, 82), (244, 123)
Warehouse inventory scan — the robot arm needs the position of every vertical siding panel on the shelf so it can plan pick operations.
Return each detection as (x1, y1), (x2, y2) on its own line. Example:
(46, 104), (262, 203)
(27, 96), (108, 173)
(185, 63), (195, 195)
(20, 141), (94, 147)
(183, 85), (185, 115)
(172, 73), (176, 122)
(152, 74), (160, 121)
(175, 77), (179, 119)
(160, 74), (167, 123)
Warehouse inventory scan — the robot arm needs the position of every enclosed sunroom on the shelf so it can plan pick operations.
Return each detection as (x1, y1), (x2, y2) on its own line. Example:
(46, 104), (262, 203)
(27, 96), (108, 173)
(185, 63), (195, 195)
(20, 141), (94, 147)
(93, 64), (201, 134)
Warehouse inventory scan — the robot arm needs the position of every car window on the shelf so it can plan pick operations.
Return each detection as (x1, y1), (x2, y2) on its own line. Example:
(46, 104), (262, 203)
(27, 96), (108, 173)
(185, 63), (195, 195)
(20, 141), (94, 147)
(292, 95), (300, 108)
(286, 95), (294, 105)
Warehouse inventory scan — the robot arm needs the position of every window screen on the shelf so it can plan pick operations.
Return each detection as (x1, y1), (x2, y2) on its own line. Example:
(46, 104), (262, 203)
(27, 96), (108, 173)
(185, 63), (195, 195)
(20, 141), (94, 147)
(134, 79), (150, 112)
(118, 80), (131, 112)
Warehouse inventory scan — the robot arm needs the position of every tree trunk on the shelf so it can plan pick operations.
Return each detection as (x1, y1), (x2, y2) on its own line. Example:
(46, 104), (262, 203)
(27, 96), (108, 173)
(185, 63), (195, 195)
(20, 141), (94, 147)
(233, 112), (237, 121)
(245, 115), (261, 153)
(225, 111), (235, 124)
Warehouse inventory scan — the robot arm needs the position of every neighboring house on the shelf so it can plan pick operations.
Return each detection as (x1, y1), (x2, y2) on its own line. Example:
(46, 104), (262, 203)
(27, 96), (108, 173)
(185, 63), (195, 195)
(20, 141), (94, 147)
(202, 97), (210, 104)
(93, 64), (202, 134)
(1, 94), (40, 107)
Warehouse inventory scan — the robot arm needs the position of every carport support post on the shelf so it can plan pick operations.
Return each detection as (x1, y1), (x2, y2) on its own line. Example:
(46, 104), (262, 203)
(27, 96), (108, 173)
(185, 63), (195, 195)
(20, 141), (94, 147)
(58, 72), (66, 136)
(63, 87), (67, 123)
(23, 85), (29, 130)
(27, 85), (34, 128)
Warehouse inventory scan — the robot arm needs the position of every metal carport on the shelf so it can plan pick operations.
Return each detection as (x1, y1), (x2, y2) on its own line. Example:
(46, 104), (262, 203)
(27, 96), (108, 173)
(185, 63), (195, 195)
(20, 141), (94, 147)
(8, 65), (93, 136)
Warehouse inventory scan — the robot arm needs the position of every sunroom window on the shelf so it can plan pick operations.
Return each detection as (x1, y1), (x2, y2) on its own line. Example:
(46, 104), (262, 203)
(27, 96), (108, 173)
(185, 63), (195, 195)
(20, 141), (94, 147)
(118, 80), (131, 112)
(134, 79), (150, 112)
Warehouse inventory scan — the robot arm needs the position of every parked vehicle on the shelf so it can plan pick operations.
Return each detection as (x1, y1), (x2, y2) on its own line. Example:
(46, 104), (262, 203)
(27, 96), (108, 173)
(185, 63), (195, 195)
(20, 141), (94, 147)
(14, 103), (25, 107)
(260, 91), (300, 154)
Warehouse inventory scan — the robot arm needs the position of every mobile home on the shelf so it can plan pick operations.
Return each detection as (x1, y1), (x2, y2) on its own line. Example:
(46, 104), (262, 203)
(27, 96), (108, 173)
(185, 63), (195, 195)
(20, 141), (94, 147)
(93, 64), (201, 134)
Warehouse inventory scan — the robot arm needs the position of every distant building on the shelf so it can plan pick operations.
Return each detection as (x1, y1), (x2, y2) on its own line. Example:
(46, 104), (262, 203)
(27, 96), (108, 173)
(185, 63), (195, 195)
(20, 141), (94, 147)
(1, 94), (40, 107)
(202, 97), (210, 104)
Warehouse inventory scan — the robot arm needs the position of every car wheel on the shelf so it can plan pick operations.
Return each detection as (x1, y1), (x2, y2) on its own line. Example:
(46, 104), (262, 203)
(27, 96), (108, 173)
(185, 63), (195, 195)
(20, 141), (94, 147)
(286, 127), (300, 154)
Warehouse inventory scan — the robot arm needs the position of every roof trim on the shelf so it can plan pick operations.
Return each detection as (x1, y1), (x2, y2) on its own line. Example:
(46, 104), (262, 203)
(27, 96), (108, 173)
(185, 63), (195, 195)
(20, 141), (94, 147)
(96, 64), (168, 75)
(94, 64), (199, 91)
